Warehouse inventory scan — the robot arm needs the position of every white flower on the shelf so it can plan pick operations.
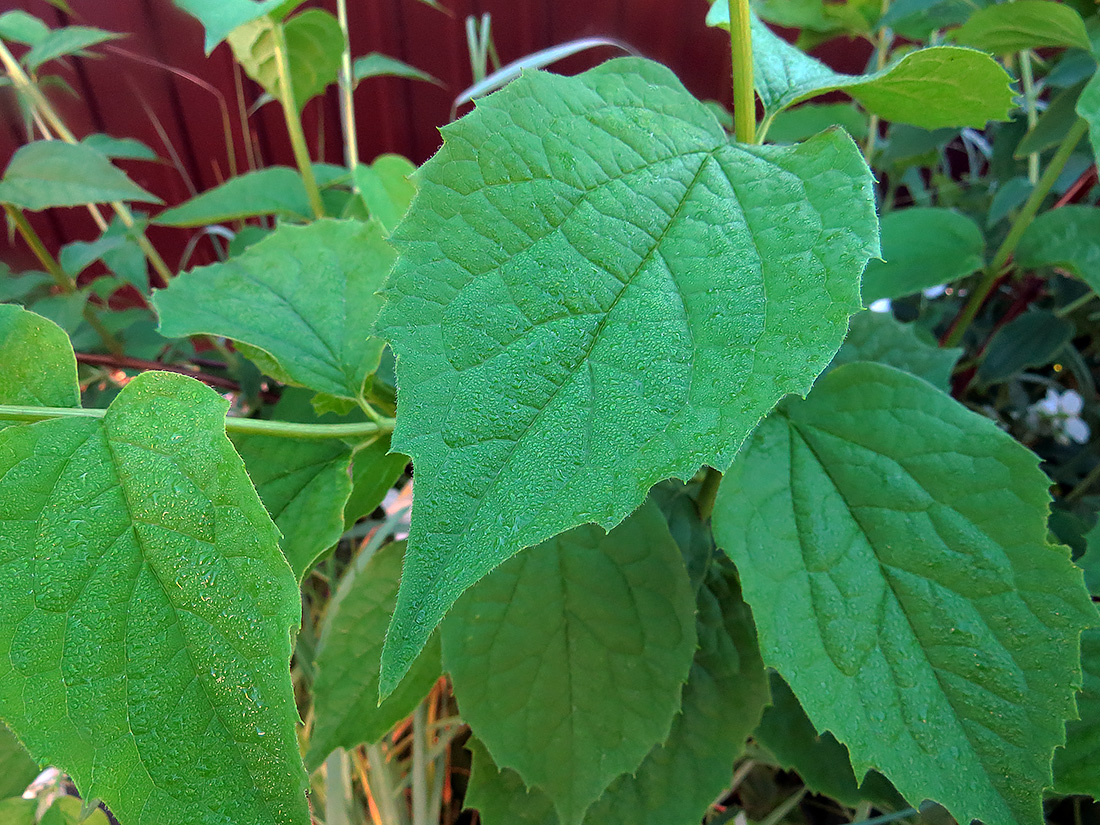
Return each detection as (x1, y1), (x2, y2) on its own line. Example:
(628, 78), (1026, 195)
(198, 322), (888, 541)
(922, 284), (947, 299)
(869, 298), (892, 313)
(1028, 388), (1090, 444)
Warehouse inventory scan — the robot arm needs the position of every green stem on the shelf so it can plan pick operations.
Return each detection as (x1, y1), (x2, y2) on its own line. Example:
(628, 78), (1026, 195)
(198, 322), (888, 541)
(271, 21), (325, 219)
(0, 403), (394, 439)
(696, 466), (723, 521)
(727, 0), (755, 144)
(1056, 291), (1096, 318)
(410, 702), (430, 825)
(863, 2), (892, 158)
(335, 0), (360, 176)
(1019, 51), (1039, 185)
(365, 744), (407, 825)
(943, 117), (1088, 349)
(324, 748), (356, 825)
(1067, 459), (1100, 503)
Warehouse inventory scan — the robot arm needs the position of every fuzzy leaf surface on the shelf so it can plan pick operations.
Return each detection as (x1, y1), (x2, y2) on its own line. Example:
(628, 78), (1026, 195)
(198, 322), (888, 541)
(154, 167), (311, 226)
(0, 305), (78, 408)
(951, 0), (1090, 54)
(861, 207), (984, 303)
(1016, 205), (1100, 295)
(442, 502), (696, 825)
(378, 57), (876, 690)
(0, 371), (309, 825)
(707, 6), (1013, 128)
(155, 219), (392, 400)
(713, 362), (1094, 825)
(305, 542), (440, 771)
(0, 142), (161, 211)
(829, 312), (961, 390)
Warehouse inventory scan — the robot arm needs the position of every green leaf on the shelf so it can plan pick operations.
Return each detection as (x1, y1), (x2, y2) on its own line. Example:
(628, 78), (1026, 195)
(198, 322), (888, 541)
(829, 311), (961, 390)
(1016, 205), (1100, 294)
(0, 305), (79, 408)
(765, 102), (869, 144)
(81, 133), (158, 161)
(377, 57), (877, 692)
(464, 561), (768, 825)
(23, 26), (122, 72)
(232, 433), (352, 580)
(305, 542), (441, 771)
(154, 167), (311, 226)
(0, 725), (38, 800)
(172, 0), (285, 53)
(1017, 81), (1085, 159)
(155, 218), (393, 400)
(712, 362), (1095, 825)
(882, 0), (984, 41)
(0, 797), (36, 825)
(352, 53), (442, 87)
(0, 11), (49, 47)
(228, 10), (344, 111)
(353, 154), (416, 233)
(344, 434), (408, 530)
(39, 797), (109, 825)
(0, 371), (309, 825)
(707, 6), (1014, 128)
(977, 310), (1075, 385)
(1077, 74), (1100, 164)
(755, 674), (904, 808)
(442, 502), (697, 825)
(1078, 522), (1100, 597)
(0, 141), (161, 211)
(1053, 627), (1100, 796)
(951, 0), (1090, 54)
(861, 207), (985, 303)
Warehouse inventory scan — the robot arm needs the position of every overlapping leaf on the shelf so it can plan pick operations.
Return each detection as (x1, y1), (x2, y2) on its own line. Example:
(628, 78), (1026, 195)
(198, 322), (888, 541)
(0, 725), (38, 800)
(0, 142), (161, 211)
(442, 503), (697, 825)
(353, 154), (417, 233)
(713, 362), (1095, 825)
(950, 0), (1090, 54)
(173, 0), (286, 53)
(0, 305), (78, 408)
(829, 312), (961, 390)
(306, 542), (440, 771)
(377, 57), (877, 691)
(154, 167), (311, 226)
(155, 218), (393, 401)
(1054, 628), (1100, 796)
(707, 5), (1014, 128)
(1016, 205), (1100, 294)
(0, 370), (309, 825)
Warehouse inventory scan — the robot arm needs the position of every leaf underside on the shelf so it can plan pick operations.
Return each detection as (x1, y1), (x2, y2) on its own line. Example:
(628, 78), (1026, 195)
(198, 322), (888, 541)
(378, 56), (877, 692)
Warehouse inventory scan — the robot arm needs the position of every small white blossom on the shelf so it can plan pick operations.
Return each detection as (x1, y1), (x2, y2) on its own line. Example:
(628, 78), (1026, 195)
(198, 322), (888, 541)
(922, 284), (947, 299)
(869, 298), (892, 313)
(1028, 388), (1091, 444)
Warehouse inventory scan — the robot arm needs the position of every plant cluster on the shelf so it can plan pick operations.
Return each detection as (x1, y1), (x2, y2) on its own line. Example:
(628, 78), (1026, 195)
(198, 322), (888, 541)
(1, 2), (1100, 825)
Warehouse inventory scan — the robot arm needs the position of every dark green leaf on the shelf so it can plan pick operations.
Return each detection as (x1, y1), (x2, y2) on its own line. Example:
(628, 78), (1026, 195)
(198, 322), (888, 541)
(155, 218), (393, 400)
(713, 362), (1095, 825)
(977, 311), (1075, 384)
(1017, 82), (1086, 159)
(951, 0), (1090, 54)
(882, 0), (983, 41)
(0, 304), (78, 408)
(352, 53), (441, 87)
(154, 167), (311, 226)
(442, 503), (697, 825)
(1076, 73), (1100, 163)
(0, 371), (309, 825)
(0, 142), (161, 210)
(1016, 205), (1100, 294)
(1053, 627), (1100, 796)
(306, 542), (440, 770)
(861, 207), (985, 303)
(23, 26), (122, 72)
(0, 726), (38, 800)
(830, 311), (961, 390)
(377, 57), (877, 692)
(765, 102), (869, 144)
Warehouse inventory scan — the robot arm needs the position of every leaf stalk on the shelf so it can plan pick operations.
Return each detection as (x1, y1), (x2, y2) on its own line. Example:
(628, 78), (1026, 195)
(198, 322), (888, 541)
(270, 21), (326, 219)
(727, 0), (756, 144)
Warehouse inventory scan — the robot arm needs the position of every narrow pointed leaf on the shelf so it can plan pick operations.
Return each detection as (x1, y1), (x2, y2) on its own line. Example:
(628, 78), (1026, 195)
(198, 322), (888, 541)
(829, 312), (961, 391)
(713, 362), (1095, 825)
(0, 142), (161, 211)
(172, 0), (285, 53)
(707, 5), (1013, 128)
(155, 219), (393, 400)
(352, 53), (441, 87)
(154, 167), (311, 226)
(0, 11), (50, 47)
(951, 0), (1090, 54)
(1016, 205), (1100, 295)
(1053, 627), (1100, 796)
(305, 542), (441, 771)
(0, 371), (309, 825)
(442, 502), (697, 825)
(378, 57), (877, 691)
(0, 305), (78, 408)
(81, 134), (158, 161)
(23, 26), (122, 72)
(861, 207), (984, 303)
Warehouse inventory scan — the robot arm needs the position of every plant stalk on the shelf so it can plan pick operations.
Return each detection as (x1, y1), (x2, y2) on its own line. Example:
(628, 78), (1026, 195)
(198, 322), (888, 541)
(324, 748), (356, 825)
(696, 466), (723, 521)
(727, 0), (755, 144)
(411, 701), (430, 825)
(863, 1), (892, 158)
(336, 0), (360, 176)
(1019, 51), (1039, 185)
(943, 117), (1087, 348)
(364, 744), (407, 825)
(271, 22), (326, 219)
(0, 403), (394, 439)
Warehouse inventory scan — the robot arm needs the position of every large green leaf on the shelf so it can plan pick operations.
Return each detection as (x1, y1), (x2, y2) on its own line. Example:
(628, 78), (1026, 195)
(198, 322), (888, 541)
(154, 167), (311, 226)
(464, 561), (768, 825)
(0, 142), (161, 211)
(0, 371), (309, 825)
(755, 674), (904, 808)
(0, 725), (38, 800)
(951, 0), (1090, 54)
(1016, 205), (1100, 295)
(442, 503), (696, 825)
(860, 207), (985, 303)
(377, 57), (877, 692)
(712, 362), (1095, 825)
(23, 26), (122, 72)
(829, 312), (961, 390)
(155, 218), (393, 401)
(707, 5), (1014, 128)
(0, 305), (78, 408)
(305, 542), (440, 771)
(1053, 627), (1100, 796)
(232, 433), (352, 580)
(172, 0), (285, 53)
(228, 9), (343, 111)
